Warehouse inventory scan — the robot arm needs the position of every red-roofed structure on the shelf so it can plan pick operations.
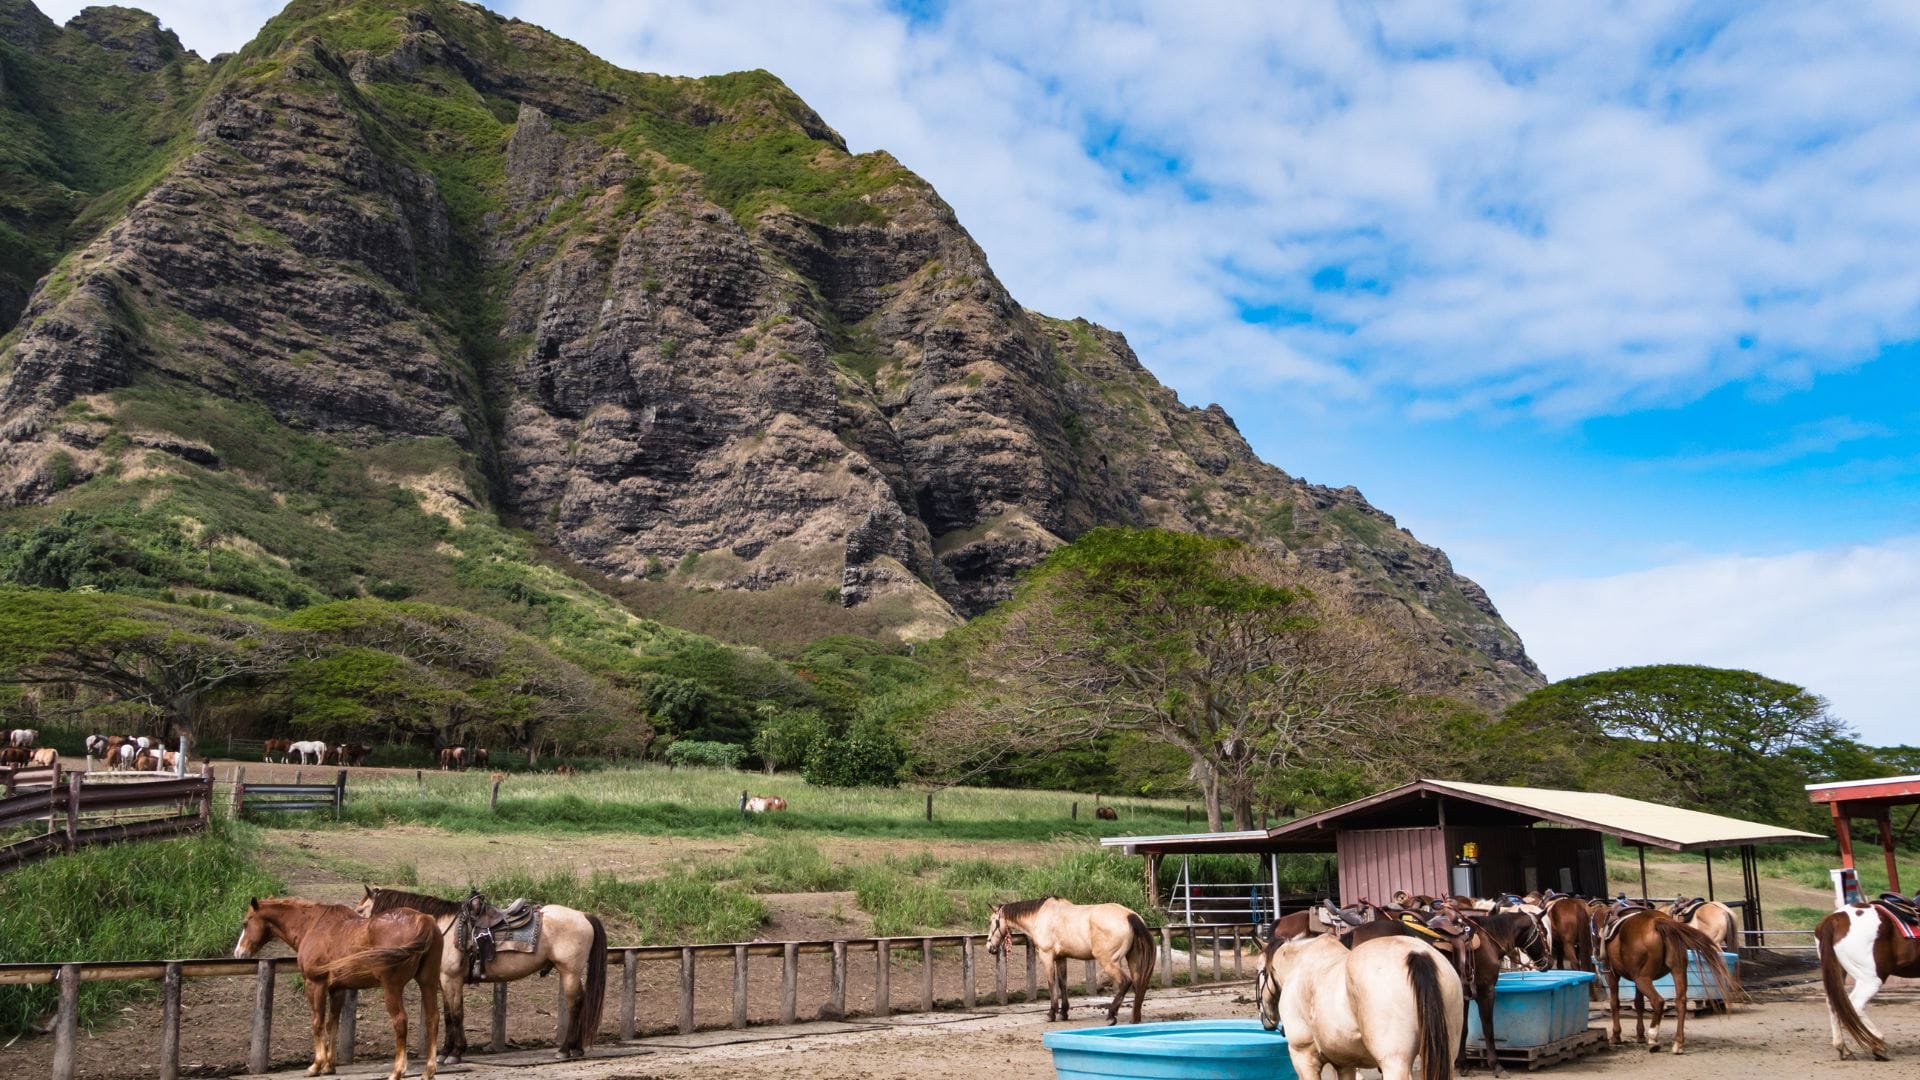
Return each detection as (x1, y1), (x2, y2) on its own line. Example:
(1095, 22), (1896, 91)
(1805, 774), (1920, 894)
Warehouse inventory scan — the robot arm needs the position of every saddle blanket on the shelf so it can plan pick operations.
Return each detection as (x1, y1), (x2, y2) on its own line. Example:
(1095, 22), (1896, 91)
(1671, 897), (1706, 920)
(490, 908), (543, 953)
(1873, 899), (1919, 939)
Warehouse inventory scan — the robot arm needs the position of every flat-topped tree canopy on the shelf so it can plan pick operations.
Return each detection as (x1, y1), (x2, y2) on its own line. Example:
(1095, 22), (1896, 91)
(1103, 778), (1826, 856)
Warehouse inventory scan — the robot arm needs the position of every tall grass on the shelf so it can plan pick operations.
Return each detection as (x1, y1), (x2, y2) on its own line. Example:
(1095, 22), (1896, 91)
(0, 821), (282, 1035)
(474, 866), (766, 945)
(311, 764), (1195, 842)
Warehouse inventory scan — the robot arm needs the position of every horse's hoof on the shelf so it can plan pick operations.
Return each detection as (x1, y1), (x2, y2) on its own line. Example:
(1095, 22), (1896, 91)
(1672, 1045), (1685, 1056)
(1872, 1050), (1891, 1063)
(1646, 1043), (1660, 1053)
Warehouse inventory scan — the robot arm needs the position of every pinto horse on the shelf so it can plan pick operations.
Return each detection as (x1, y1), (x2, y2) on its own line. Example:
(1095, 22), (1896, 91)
(1819, 902), (1920, 1060)
(1262, 933), (1462, 1080)
(233, 897), (440, 1080)
(357, 886), (609, 1062)
(986, 897), (1156, 1024)
(1602, 907), (1738, 1054)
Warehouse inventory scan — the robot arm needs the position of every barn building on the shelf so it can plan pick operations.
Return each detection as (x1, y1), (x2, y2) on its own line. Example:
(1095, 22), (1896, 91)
(1102, 778), (1824, 944)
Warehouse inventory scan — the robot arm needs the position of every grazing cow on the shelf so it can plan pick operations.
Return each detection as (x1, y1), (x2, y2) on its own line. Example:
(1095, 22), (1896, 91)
(29, 748), (57, 768)
(7, 729), (37, 749)
(0, 747), (27, 766)
(740, 791), (788, 813)
(1095, 805), (1118, 821)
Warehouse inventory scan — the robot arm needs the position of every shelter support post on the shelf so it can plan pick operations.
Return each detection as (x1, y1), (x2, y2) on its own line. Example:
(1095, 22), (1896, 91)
(1739, 844), (1763, 945)
(1144, 853), (1160, 908)
(1704, 848), (1714, 900)
(1636, 843), (1648, 901)
(1876, 807), (1901, 894)
(1832, 803), (1855, 869)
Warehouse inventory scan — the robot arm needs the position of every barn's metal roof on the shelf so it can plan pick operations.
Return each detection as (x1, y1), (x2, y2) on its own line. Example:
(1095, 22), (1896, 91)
(1805, 774), (1920, 805)
(1101, 778), (1826, 855)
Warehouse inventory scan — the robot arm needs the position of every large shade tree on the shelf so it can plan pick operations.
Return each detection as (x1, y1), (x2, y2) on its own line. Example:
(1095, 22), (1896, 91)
(937, 527), (1418, 831)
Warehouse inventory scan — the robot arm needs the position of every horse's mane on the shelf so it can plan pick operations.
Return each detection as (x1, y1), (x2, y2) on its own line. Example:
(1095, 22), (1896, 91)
(365, 887), (464, 917)
(998, 896), (1058, 924)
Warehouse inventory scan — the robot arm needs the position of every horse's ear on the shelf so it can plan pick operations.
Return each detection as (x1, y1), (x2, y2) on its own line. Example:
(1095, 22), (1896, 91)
(249, 897), (258, 911)
(363, 884), (373, 899)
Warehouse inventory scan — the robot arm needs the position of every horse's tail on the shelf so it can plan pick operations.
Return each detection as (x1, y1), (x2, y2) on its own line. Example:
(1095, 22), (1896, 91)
(324, 936), (435, 983)
(1819, 910), (1884, 1058)
(578, 914), (609, 1051)
(1126, 912), (1156, 995)
(1407, 948), (1455, 1080)
(1655, 918), (1742, 1005)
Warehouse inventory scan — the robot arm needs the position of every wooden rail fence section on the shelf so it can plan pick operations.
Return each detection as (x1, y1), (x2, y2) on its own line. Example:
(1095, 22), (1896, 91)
(0, 766), (213, 873)
(0, 922), (1258, 1080)
(229, 768), (346, 818)
(0, 763), (63, 796)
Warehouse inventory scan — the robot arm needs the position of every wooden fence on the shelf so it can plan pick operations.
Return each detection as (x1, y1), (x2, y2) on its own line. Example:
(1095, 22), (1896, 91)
(0, 766), (214, 872)
(0, 921), (1258, 1080)
(229, 768), (346, 818)
(0, 763), (62, 796)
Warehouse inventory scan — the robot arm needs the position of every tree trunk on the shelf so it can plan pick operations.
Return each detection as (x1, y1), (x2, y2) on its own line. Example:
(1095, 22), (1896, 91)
(1200, 764), (1224, 832)
(1231, 790), (1256, 832)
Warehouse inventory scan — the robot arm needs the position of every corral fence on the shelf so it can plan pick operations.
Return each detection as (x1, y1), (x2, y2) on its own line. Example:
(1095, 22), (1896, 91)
(229, 767), (346, 818)
(0, 765), (214, 872)
(3, 921), (1260, 1080)
(0, 763), (63, 796)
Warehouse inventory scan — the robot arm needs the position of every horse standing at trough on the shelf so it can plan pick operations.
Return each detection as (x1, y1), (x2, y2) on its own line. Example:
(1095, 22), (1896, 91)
(1260, 933), (1462, 1080)
(233, 896), (440, 1080)
(357, 885), (608, 1062)
(1601, 907), (1738, 1054)
(1668, 896), (1738, 951)
(986, 897), (1155, 1024)
(1818, 899), (1920, 1060)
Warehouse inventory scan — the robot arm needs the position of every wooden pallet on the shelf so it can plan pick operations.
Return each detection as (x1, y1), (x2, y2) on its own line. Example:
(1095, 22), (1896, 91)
(1461, 1028), (1607, 1072)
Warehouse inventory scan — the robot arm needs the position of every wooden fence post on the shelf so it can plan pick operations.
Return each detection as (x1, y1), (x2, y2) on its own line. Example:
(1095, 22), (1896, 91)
(249, 959), (275, 1073)
(64, 773), (81, 849)
(961, 937), (976, 1009)
(1071, 801), (1078, 820)
(780, 943), (798, 1025)
(678, 947), (695, 1035)
(52, 963), (79, 1080)
(830, 940), (847, 1018)
(1160, 927), (1174, 988)
(333, 770), (346, 819)
(231, 766), (245, 819)
(334, 987), (356, 1065)
(490, 776), (503, 813)
(160, 961), (183, 1080)
(925, 791), (933, 821)
(875, 939), (891, 1018)
(995, 942), (1008, 1005)
(198, 762), (214, 825)
(732, 945), (749, 1029)
(920, 937), (935, 1012)
(619, 949), (637, 1041)
(1211, 928), (1222, 981)
(1232, 928), (1243, 979)
(490, 983), (508, 1052)
(1187, 927), (1199, 985)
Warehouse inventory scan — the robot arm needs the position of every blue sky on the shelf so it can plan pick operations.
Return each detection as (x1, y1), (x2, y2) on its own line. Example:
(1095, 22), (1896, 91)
(43, 1), (1920, 745)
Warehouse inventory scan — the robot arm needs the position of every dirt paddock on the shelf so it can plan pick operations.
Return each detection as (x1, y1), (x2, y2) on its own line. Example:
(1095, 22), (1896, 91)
(6, 972), (1918, 1080)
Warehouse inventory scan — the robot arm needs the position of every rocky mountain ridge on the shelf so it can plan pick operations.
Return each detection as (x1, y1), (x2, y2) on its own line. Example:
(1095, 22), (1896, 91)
(0, 0), (1542, 702)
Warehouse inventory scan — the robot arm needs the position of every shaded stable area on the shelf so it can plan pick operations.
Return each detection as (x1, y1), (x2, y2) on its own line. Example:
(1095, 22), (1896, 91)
(1104, 779), (1825, 944)
(1806, 773), (1920, 894)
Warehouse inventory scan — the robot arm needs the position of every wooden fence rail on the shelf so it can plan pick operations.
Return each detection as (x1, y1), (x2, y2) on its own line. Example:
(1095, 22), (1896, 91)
(0, 766), (213, 873)
(1, 922), (1258, 1080)
(229, 768), (346, 818)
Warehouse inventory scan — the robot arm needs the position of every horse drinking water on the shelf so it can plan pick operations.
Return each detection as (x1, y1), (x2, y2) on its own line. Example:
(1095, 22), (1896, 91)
(986, 897), (1155, 1024)
(232, 897), (440, 1080)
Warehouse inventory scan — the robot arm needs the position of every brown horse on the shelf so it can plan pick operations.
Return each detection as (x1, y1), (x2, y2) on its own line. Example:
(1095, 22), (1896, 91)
(1818, 902), (1920, 1060)
(357, 886), (608, 1062)
(1602, 908), (1738, 1054)
(1542, 895), (1600, 998)
(233, 897), (440, 1080)
(986, 897), (1155, 1024)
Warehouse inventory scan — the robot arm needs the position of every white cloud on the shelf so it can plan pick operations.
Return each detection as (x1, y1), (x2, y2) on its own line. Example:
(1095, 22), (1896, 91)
(1500, 538), (1920, 747)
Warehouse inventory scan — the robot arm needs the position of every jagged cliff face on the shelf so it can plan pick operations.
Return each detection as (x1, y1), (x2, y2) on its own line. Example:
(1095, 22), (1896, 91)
(0, 0), (1542, 701)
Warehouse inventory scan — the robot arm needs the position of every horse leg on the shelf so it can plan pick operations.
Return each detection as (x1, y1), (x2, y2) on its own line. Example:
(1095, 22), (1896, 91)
(557, 966), (584, 1059)
(1479, 986), (1507, 1077)
(1055, 956), (1071, 1021)
(418, 970), (439, 1080)
(1849, 971), (1888, 1055)
(322, 987), (347, 1075)
(1098, 955), (1130, 1025)
(305, 980), (331, 1076)
(1606, 969), (1623, 1045)
(440, 966), (465, 1064)
(383, 982), (410, 1080)
(1632, 976), (1661, 1051)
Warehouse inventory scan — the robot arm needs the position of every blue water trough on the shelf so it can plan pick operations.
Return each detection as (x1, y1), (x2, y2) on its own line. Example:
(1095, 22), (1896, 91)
(1043, 1019), (1297, 1080)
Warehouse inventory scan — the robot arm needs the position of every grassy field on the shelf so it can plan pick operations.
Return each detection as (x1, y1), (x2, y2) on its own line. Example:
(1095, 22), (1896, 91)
(308, 763), (1197, 842)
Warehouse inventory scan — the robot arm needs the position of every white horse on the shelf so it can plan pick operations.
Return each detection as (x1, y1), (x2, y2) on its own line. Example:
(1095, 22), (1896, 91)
(1262, 933), (1463, 1080)
(7, 729), (36, 748)
(289, 740), (329, 765)
(1820, 902), (1920, 1060)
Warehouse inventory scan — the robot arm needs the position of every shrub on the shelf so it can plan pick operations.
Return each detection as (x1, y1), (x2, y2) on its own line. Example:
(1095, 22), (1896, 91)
(803, 721), (903, 788)
(663, 739), (746, 770)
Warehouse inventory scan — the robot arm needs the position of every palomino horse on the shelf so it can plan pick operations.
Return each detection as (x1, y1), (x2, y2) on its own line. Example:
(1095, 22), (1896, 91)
(1261, 933), (1462, 1080)
(233, 897), (440, 1080)
(985, 897), (1155, 1024)
(1668, 897), (1738, 951)
(1818, 902), (1920, 1060)
(357, 886), (608, 1062)
(1601, 907), (1738, 1053)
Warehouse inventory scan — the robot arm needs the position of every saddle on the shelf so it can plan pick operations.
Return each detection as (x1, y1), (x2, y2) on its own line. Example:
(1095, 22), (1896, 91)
(461, 892), (539, 982)
(1671, 896), (1707, 920)
(1876, 892), (1920, 938)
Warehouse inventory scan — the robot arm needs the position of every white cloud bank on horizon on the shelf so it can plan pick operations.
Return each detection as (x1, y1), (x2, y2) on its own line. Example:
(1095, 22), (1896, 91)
(1501, 537), (1920, 747)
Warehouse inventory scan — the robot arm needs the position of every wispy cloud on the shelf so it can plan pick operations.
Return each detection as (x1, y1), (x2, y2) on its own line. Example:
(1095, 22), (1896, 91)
(1501, 537), (1920, 746)
(1655, 416), (1891, 472)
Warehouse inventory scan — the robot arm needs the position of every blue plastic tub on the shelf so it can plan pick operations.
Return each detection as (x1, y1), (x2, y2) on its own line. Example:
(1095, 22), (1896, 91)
(1632, 951), (1738, 1002)
(1043, 1019), (1297, 1080)
(1463, 973), (1560, 1048)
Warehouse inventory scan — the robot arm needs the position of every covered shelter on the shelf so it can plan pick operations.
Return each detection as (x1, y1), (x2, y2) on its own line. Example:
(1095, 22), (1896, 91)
(1806, 773), (1920, 895)
(1102, 778), (1825, 945)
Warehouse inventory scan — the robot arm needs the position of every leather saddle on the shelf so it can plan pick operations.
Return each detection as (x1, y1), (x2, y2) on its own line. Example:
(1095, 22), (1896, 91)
(1876, 892), (1920, 929)
(463, 892), (538, 982)
(1671, 896), (1707, 920)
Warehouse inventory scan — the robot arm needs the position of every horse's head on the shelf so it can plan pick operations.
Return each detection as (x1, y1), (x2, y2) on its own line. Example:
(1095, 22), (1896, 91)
(985, 905), (1009, 956)
(352, 886), (378, 919)
(233, 898), (273, 958)
(1254, 963), (1280, 1030)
